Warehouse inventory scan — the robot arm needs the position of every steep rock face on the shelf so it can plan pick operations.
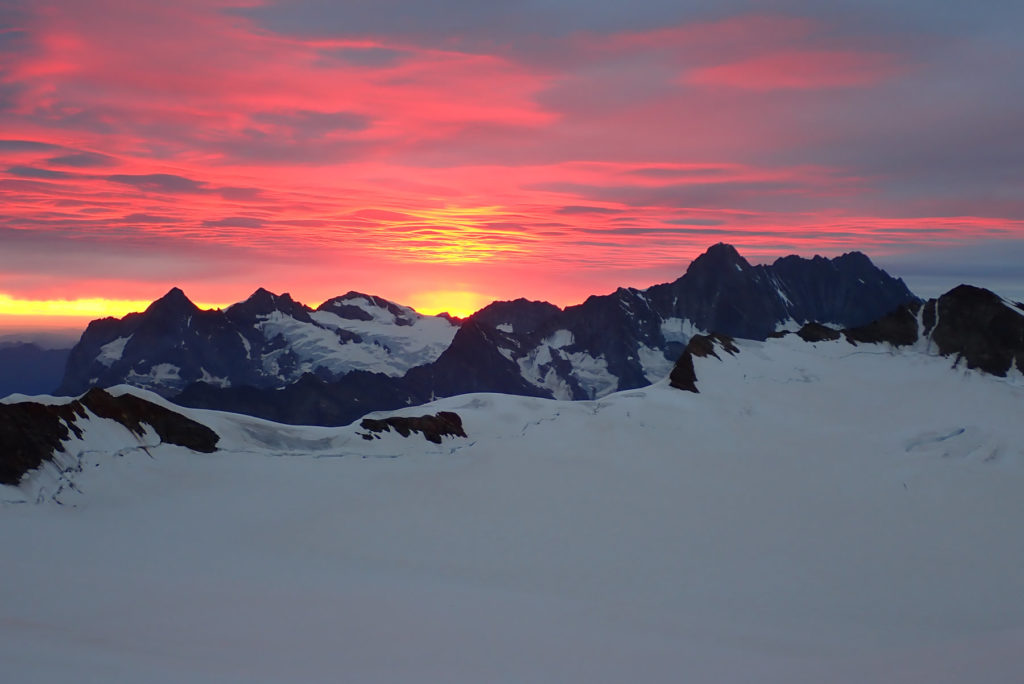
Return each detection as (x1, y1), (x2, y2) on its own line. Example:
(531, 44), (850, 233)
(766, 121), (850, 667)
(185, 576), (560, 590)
(57, 287), (458, 397)
(470, 299), (562, 334)
(929, 286), (1024, 375)
(843, 304), (922, 347)
(645, 243), (917, 339)
(57, 288), (250, 398)
(0, 388), (218, 486)
(668, 334), (739, 393)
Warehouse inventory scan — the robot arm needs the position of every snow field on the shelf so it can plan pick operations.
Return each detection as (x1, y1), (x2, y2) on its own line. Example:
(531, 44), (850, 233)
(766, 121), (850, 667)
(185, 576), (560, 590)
(2, 336), (1024, 683)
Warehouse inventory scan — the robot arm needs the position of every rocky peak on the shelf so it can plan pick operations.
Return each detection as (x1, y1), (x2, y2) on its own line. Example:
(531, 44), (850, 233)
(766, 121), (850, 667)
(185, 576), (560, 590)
(144, 287), (199, 317)
(685, 242), (751, 278)
(470, 298), (562, 334)
(227, 288), (311, 322)
(930, 285), (1024, 376)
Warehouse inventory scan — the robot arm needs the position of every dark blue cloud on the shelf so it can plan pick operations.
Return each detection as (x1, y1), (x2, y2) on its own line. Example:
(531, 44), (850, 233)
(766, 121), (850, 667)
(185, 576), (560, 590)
(47, 151), (117, 168)
(0, 139), (62, 152)
(320, 46), (410, 67)
(106, 173), (207, 194)
(6, 165), (75, 179)
(251, 109), (371, 133)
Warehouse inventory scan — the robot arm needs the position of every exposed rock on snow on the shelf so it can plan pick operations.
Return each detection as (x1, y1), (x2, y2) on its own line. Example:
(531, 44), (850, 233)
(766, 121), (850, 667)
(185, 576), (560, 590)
(669, 333), (738, 393)
(796, 322), (842, 342)
(929, 284), (1024, 375)
(0, 388), (218, 486)
(359, 411), (467, 444)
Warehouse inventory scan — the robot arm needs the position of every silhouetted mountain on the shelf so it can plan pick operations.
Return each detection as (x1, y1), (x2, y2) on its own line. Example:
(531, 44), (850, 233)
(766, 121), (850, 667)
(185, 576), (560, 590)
(452, 242), (917, 400)
(57, 243), (924, 424)
(164, 244), (920, 424)
(57, 288), (458, 397)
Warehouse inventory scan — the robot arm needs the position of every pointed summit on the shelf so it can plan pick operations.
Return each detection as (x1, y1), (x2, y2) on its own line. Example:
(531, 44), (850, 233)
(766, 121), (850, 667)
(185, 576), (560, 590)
(685, 243), (750, 278)
(227, 288), (311, 321)
(144, 287), (199, 316)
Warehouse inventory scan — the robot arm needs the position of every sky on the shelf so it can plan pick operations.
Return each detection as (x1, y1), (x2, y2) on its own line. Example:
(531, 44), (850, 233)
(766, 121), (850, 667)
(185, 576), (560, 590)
(2, 0), (1023, 330)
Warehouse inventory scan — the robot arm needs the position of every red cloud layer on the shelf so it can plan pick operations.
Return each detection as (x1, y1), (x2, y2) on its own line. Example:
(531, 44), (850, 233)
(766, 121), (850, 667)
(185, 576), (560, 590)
(0, 1), (1021, 320)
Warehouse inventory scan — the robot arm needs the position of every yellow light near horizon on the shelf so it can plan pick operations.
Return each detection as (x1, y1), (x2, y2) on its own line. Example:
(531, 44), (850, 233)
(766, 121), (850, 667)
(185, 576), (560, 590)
(0, 294), (225, 319)
(406, 290), (490, 319)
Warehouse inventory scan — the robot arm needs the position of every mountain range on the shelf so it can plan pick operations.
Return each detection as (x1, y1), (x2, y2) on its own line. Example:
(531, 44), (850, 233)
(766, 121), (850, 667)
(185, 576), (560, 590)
(49, 243), (926, 425)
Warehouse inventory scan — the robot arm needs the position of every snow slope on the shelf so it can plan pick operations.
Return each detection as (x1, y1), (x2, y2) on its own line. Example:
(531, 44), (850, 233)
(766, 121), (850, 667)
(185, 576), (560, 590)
(3, 337), (1024, 683)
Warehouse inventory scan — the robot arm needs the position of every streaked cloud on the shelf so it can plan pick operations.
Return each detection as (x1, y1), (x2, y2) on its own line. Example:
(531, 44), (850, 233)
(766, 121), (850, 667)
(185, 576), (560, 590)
(0, 0), (1021, 324)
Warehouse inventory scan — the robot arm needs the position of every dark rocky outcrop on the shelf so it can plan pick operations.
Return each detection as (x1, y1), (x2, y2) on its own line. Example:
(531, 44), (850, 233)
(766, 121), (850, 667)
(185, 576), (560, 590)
(843, 303), (921, 347)
(929, 285), (1024, 376)
(0, 400), (87, 486)
(359, 411), (467, 444)
(78, 388), (219, 452)
(0, 389), (218, 486)
(669, 333), (738, 393)
(796, 323), (842, 343)
(834, 285), (1024, 375)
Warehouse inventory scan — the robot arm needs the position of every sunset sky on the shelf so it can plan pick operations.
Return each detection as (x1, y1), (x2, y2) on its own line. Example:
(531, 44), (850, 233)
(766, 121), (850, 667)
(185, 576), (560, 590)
(2, 0), (1023, 330)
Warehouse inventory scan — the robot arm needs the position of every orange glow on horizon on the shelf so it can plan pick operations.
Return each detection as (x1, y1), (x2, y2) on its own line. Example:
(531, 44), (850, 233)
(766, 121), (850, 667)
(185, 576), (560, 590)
(405, 290), (494, 319)
(0, 294), (228, 320)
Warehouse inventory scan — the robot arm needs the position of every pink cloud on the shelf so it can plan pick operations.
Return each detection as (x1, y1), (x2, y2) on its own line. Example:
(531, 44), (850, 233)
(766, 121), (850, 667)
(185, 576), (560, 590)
(0, 2), (1021, 320)
(686, 50), (905, 90)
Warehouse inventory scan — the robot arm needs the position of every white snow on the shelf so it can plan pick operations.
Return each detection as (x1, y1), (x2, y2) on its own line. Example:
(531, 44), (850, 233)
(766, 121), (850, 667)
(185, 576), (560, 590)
(773, 317), (801, 333)
(1001, 295), (1024, 314)
(1, 392), (73, 405)
(516, 330), (616, 399)
(563, 349), (618, 397)
(308, 309), (456, 376)
(636, 343), (673, 382)
(496, 323), (514, 333)
(545, 328), (574, 349)
(97, 336), (130, 366)
(199, 368), (231, 388)
(660, 316), (702, 343)
(237, 331), (252, 359)
(3, 340), (1024, 683)
(125, 363), (181, 390)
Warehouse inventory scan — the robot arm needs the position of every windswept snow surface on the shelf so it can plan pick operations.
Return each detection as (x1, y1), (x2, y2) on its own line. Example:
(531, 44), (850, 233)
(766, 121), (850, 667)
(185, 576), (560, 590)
(3, 338), (1024, 683)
